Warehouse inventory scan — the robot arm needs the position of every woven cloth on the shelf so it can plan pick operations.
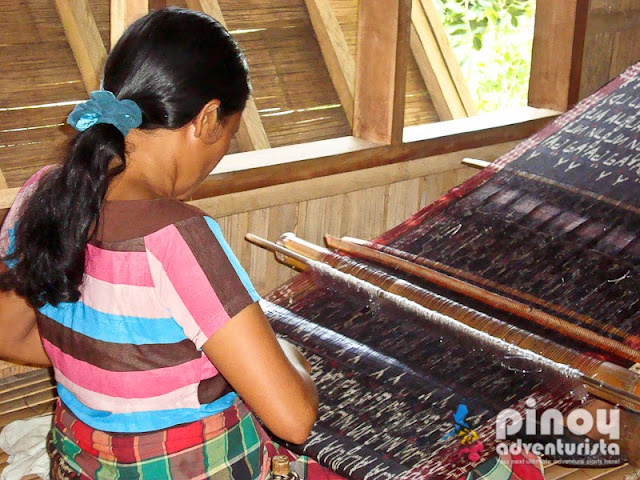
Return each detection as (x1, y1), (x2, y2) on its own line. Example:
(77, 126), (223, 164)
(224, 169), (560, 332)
(47, 398), (342, 480)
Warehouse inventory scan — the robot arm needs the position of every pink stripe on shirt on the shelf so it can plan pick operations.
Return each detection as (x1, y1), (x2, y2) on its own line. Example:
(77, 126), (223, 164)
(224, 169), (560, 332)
(55, 370), (202, 413)
(85, 244), (153, 287)
(145, 226), (229, 346)
(42, 339), (211, 398)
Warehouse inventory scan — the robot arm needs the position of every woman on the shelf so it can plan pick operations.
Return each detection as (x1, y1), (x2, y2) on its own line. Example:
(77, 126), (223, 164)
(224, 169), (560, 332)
(0, 8), (336, 479)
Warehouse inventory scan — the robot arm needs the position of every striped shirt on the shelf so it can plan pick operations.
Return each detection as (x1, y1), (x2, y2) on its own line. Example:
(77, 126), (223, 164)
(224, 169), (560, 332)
(1, 167), (260, 433)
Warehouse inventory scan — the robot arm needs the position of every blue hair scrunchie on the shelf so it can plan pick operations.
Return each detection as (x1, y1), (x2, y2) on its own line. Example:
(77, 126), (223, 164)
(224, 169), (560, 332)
(67, 90), (142, 136)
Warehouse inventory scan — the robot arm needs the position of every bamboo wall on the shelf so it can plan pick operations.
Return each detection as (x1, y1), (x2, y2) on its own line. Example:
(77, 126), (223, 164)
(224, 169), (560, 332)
(193, 141), (516, 296)
(580, 0), (640, 100)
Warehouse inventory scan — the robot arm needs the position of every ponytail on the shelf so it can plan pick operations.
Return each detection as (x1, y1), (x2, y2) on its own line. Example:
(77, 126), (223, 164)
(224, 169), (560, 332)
(0, 8), (249, 307)
(1, 124), (126, 307)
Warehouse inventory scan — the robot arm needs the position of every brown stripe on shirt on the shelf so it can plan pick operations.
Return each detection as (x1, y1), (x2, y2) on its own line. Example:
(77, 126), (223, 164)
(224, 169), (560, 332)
(95, 199), (204, 244)
(37, 313), (202, 372)
(175, 216), (254, 319)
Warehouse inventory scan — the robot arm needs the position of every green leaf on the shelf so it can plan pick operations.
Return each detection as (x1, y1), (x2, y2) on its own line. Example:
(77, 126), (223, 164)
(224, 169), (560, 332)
(473, 34), (483, 50)
(511, 15), (519, 27)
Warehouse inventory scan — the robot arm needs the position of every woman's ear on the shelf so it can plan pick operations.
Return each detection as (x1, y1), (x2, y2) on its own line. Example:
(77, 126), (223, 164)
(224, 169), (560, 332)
(193, 99), (223, 144)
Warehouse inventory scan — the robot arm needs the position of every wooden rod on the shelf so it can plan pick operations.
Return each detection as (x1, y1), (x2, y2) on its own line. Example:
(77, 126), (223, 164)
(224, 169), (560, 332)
(330, 235), (640, 346)
(252, 233), (640, 410)
(325, 235), (640, 365)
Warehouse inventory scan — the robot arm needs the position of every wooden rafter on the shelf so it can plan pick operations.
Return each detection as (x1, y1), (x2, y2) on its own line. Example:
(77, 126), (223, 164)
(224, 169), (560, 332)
(305, 0), (475, 130)
(353, 0), (411, 145)
(185, 0), (271, 151)
(304, 0), (355, 126)
(111, 1), (149, 48)
(410, 0), (477, 121)
(528, 0), (590, 111)
(54, 0), (107, 93)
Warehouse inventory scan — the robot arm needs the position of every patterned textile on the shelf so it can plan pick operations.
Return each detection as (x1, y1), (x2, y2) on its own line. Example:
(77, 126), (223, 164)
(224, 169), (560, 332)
(261, 62), (640, 479)
(376, 62), (640, 357)
(0, 166), (260, 433)
(48, 398), (342, 480)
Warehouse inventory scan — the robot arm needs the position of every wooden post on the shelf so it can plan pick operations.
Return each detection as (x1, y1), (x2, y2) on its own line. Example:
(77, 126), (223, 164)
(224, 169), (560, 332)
(304, 0), (355, 126)
(353, 0), (412, 145)
(111, 0), (149, 48)
(528, 0), (590, 111)
(149, 0), (167, 9)
(54, 0), (107, 93)
(185, 0), (271, 151)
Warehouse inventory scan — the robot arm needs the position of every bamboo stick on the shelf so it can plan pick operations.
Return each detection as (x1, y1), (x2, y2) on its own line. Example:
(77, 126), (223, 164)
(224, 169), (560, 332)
(325, 235), (640, 364)
(246, 233), (640, 411)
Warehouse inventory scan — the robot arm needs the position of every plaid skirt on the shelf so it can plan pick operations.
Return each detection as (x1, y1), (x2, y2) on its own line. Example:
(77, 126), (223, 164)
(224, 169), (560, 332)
(47, 398), (343, 480)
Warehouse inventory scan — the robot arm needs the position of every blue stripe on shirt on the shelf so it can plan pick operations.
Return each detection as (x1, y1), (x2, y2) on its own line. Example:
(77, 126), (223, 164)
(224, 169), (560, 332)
(39, 302), (187, 345)
(204, 217), (260, 303)
(57, 384), (237, 433)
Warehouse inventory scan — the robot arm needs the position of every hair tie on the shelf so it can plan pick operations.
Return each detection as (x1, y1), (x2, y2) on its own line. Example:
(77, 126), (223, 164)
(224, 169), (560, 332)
(67, 90), (142, 136)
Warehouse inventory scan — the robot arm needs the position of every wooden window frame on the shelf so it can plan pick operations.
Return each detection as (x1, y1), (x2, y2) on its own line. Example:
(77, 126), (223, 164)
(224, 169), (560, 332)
(0, 1), (586, 211)
(186, 1), (589, 202)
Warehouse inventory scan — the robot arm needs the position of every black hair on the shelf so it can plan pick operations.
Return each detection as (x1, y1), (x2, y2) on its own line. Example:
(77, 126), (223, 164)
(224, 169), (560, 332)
(0, 8), (250, 307)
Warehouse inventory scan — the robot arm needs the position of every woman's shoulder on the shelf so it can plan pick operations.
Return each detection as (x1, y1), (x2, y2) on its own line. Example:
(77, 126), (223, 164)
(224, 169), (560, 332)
(96, 199), (210, 244)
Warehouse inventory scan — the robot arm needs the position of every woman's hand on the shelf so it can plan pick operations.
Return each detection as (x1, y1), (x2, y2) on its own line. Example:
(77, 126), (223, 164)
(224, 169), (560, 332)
(202, 303), (318, 444)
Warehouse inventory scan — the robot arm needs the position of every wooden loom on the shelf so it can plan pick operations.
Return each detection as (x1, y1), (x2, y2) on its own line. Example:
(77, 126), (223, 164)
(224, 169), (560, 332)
(243, 63), (640, 479)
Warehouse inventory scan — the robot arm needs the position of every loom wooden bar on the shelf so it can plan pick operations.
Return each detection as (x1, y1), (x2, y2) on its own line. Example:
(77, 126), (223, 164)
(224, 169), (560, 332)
(529, 0), (590, 110)
(461, 158), (490, 169)
(110, 0), (149, 48)
(304, 0), (355, 125)
(185, 0), (271, 151)
(54, 0), (107, 93)
(353, 0), (411, 144)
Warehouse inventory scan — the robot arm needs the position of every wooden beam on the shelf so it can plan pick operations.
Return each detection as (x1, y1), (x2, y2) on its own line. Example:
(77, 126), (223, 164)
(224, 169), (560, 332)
(417, 0), (477, 117)
(0, 108), (559, 212)
(185, 0), (271, 151)
(111, 1), (149, 48)
(528, 0), (590, 111)
(353, 0), (411, 145)
(54, 0), (107, 93)
(191, 107), (557, 200)
(149, 0), (167, 10)
(193, 142), (516, 218)
(303, 0), (355, 126)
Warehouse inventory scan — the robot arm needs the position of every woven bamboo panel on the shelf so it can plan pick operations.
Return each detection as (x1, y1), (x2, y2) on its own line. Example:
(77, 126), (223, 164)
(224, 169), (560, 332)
(580, 0), (640, 100)
(0, 0), (443, 192)
(171, 0), (354, 147)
